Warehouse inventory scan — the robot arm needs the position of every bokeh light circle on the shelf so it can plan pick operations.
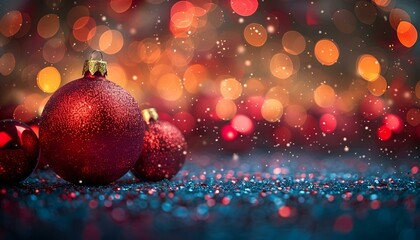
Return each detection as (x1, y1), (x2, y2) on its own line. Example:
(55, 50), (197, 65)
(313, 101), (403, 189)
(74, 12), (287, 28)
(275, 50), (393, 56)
(230, 0), (258, 17)
(397, 21), (418, 48)
(43, 38), (66, 64)
(216, 99), (237, 120)
(37, 66), (61, 93)
(0, 53), (16, 76)
(314, 39), (339, 66)
(0, 11), (22, 37)
(220, 78), (242, 100)
(314, 84), (336, 108)
(367, 75), (387, 96)
(270, 53), (294, 79)
(319, 113), (337, 133)
(244, 23), (267, 47)
(37, 14), (60, 39)
(261, 99), (283, 122)
(110, 0), (133, 13)
(99, 29), (124, 54)
(357, 54), (380, 82)
(282, 31), (306, 55)
(232, 114), (254, 134)
(156, 73), (183, 101)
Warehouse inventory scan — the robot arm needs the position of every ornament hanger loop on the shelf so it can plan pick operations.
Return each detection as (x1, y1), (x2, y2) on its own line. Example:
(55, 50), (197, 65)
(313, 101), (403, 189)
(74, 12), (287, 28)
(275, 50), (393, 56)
(90, 50), (104, 61)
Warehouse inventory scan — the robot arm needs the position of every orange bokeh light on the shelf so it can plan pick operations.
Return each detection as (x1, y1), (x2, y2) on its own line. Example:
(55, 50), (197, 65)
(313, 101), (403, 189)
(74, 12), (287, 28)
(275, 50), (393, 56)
(314, 84), (336, 108)
(282, 31), (306, 55)
(0, 11), (22, 37)
(314, 39), (339, 66)
(357, 54), (381, 82)
(244, 23), (267, 47)
(37, 14), (60, 39)
(397, 21), (418, 48)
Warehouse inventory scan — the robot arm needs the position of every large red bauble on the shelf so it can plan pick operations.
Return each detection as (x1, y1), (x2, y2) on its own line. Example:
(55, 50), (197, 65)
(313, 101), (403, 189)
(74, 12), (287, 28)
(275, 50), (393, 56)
(132, 120), (187, 181)
(39, 73), (145, 185)
(0, 119), (39, 184)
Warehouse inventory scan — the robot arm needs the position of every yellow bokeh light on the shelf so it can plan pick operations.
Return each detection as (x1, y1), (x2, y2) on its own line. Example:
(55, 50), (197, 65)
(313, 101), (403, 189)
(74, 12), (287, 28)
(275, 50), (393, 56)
(244, 23), (267, 47)
(261, 99), (283, 122)
(216, 99), (237, 120)
(37, 66), (61, 93)
(367, 75), (387, 96)
(270, 53), (294, 79)
(314, 39), (339, 66)
(99, 29), (124, 54)
(357, 54), (381, 81)
(220, 78), (242, 100)
(156, 73), (183, 101)
(314, 84), (336, 108)
(282, 31), (306, 55)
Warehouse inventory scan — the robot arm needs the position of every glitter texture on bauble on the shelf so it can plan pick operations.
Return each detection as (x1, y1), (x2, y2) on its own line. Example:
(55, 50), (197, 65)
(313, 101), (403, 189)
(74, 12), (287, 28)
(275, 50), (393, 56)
(132, 108), (187, 181)
(39, 51), (145, 185)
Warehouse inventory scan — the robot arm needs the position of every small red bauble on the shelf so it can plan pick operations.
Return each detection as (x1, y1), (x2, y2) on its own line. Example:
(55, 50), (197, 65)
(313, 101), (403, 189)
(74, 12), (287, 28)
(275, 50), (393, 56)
(0, 119), (39, 184)
(39, 51), (145, 185)
(132, 108), (187, 181)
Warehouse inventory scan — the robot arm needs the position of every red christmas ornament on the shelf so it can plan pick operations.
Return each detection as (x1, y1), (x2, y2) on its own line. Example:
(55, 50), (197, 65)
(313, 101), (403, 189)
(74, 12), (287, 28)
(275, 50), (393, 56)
(39, 51), (145, 185)
(132, 108), (187, 181)
(0, 119), (39, 184)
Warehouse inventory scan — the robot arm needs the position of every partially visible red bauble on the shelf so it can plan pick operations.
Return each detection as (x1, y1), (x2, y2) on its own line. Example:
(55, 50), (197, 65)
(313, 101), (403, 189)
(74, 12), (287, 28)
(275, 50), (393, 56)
(0, 119), (39, 184)
(39, 52), (145, 185)
(132, 108), (187, 181)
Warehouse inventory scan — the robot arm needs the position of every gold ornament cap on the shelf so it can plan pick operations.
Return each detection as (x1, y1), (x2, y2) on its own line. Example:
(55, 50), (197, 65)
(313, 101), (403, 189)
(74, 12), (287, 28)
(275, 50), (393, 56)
(83, 50), (107, 76)
(141, 108), (159, 124)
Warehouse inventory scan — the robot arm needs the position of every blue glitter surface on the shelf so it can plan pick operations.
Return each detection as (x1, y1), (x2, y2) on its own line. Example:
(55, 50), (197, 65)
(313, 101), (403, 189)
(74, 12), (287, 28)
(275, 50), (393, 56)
(1, 152), (419, 240)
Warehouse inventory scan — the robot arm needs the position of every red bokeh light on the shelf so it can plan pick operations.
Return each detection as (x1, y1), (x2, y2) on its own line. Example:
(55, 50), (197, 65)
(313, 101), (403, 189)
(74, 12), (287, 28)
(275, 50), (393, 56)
(319, 113), (337, 133)
(377, 125), (392, 141)
(231, 114), (254, 135)
(278, 206), (292, 218)
(383, 114), (402, 133)
(230, 0), (258, 17)
(221, 125), (238, 141)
